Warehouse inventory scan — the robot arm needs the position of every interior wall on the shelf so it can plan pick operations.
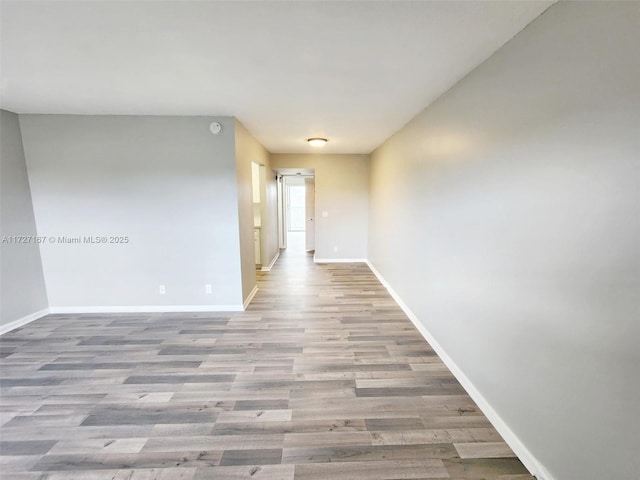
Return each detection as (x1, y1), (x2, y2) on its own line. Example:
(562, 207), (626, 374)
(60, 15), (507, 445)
(368, 3), (639, 480)
(261, 168), (279, 268)
(270, 154), (369, 260)
(258, 163), (278, 266)
(19, 115), (245, 309)
(0, 110), (48, 327)
(234, 120), (277, 299)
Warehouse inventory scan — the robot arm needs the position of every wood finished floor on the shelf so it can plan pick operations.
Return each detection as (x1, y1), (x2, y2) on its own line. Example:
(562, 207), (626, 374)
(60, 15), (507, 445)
(0, 240), (533, 479)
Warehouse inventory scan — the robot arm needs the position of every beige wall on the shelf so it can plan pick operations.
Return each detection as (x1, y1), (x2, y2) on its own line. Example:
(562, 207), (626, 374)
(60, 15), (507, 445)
(368, 3), (639, 480)
(234, 120), (278, 301)
(259, 164), (279, 267)
(271, 154), (369, 260)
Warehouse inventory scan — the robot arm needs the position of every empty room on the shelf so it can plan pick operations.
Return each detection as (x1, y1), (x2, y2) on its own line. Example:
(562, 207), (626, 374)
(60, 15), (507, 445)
(0, 1), (638, 479)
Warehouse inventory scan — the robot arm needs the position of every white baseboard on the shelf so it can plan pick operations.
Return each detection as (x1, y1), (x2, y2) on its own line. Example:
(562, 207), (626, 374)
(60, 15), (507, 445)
(243, 285), (259, 310)
(0, 308), (50, 335)
(261, 250), (280, 271)
(48, 305), (245, 314)
(314, 257), (367, 264)
(365, 259), (554, 480)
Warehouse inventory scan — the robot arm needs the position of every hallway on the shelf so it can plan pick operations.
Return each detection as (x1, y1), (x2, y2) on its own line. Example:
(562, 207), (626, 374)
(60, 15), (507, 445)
(0, 249), (531, 479)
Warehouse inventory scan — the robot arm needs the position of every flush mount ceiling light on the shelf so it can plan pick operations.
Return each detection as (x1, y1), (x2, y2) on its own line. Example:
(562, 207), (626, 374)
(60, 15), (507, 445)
(307, 137), (328, 147)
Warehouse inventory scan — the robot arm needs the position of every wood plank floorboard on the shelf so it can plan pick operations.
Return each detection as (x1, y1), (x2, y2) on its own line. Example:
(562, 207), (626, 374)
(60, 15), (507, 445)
(0, 241), (532, 479)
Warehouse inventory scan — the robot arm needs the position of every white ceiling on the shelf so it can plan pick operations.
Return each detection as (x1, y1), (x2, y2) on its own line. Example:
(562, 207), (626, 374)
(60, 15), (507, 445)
(0, 1), (553, 154)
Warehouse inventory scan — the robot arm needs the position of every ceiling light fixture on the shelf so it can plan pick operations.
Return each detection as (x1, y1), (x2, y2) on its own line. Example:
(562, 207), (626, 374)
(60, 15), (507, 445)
(307, 137), (328, 147)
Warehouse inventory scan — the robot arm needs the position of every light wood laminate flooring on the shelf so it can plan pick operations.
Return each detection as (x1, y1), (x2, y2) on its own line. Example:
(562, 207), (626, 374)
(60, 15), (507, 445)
(0, 241), (532, 479)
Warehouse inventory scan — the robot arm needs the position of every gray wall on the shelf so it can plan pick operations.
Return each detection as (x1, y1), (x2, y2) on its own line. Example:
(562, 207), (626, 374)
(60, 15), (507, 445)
(368, 3), (639, 480)
(271, 154), (369, 260)
(19, 115), (244, 309)
(0, 110), (48, 326)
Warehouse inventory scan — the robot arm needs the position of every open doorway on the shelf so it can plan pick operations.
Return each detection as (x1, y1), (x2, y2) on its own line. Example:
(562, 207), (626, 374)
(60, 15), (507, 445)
(287, 180), (305, 232)
(251, 161), (265, 268)
(277, 171), (315, 255)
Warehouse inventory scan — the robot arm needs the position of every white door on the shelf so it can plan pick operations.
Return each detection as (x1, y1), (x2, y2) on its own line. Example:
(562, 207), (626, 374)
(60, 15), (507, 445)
(305, 178), (315, 252)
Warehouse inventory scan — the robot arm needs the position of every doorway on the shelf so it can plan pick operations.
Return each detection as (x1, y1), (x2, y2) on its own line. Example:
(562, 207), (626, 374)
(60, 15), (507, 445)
(277, 171), (315, 255)
(287, 182), (305, 232)
(251, 161), (265, 267)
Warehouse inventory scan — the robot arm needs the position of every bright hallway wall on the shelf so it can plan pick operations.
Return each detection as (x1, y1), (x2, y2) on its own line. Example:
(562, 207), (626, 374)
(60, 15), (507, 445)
(368, 3), (639, 480)
(270, 154), (369, 261)
(19, 115), (246, 310)
(234, 119), (278, 302)
(0, 110), (48, 329)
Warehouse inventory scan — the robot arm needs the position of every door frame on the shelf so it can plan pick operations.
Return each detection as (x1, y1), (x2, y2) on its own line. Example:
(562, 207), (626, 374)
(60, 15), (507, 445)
(277, 173), (315, 251)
